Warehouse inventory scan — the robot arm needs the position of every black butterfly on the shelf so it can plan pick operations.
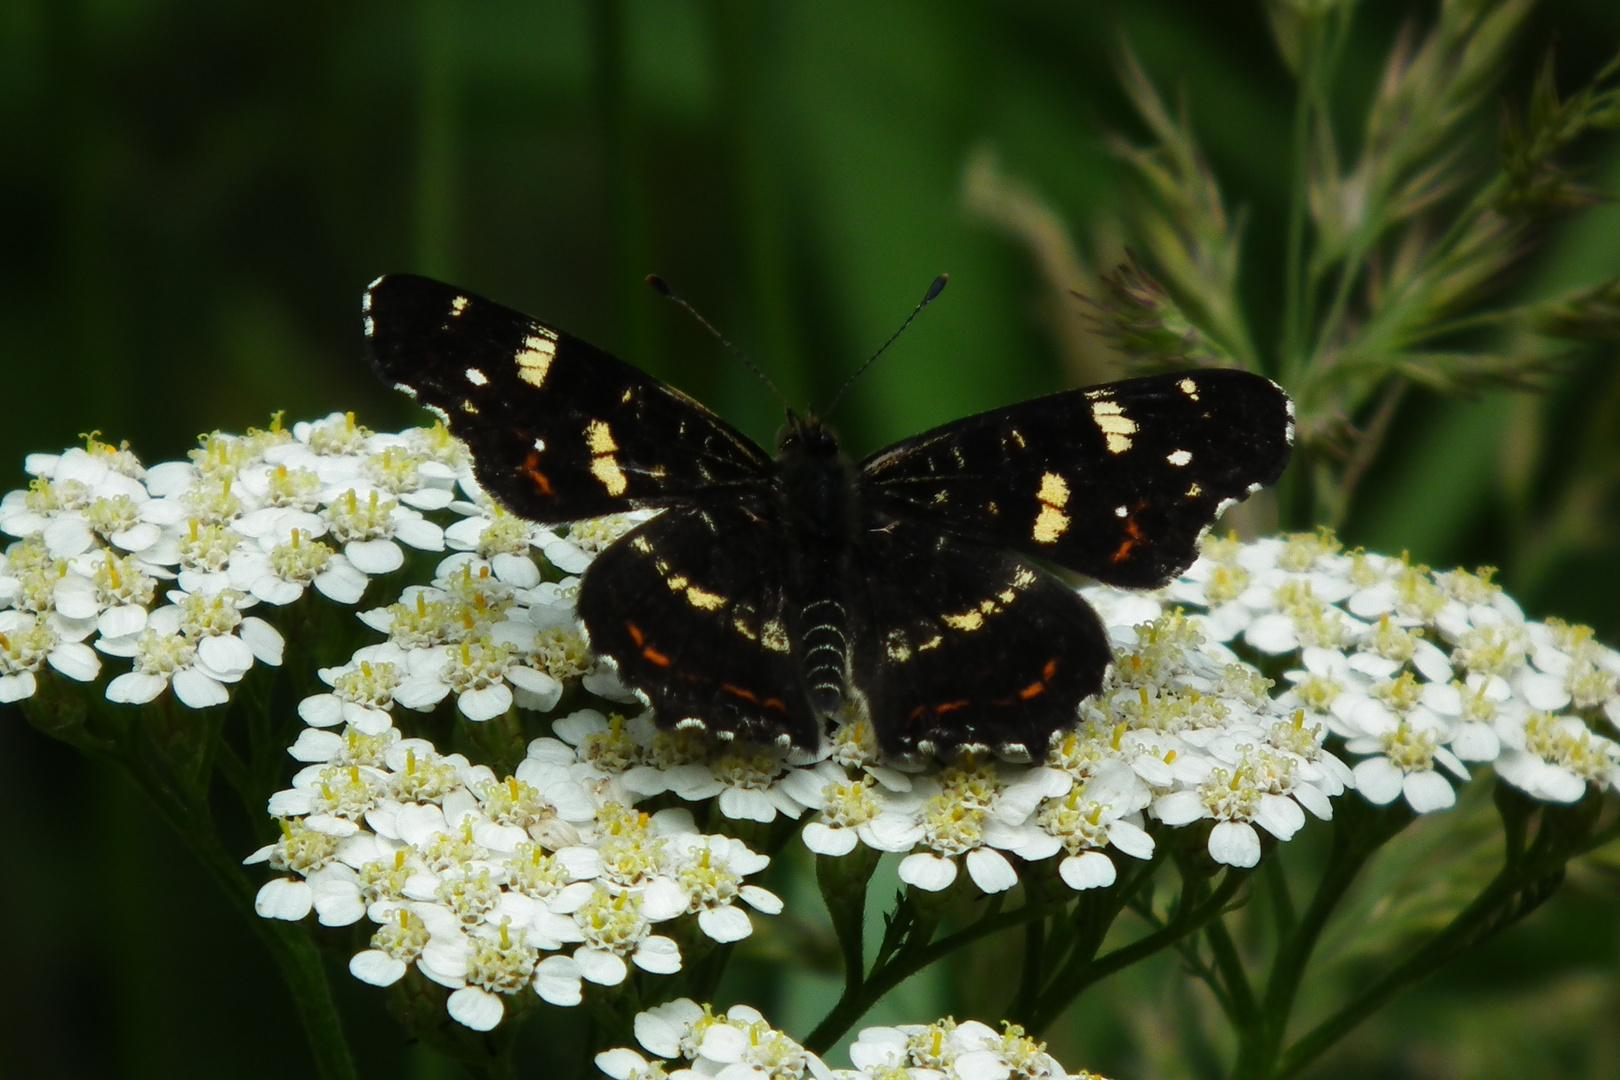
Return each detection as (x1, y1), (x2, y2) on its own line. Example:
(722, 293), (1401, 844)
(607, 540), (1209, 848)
(364, 274), (1293, 760)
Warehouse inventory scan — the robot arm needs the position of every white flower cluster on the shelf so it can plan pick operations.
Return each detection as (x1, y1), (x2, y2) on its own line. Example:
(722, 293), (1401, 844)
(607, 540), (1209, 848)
(597, 999), (1110, 1080)
(1167, 530), (1620, 813)
(248, 718), (782, 1031)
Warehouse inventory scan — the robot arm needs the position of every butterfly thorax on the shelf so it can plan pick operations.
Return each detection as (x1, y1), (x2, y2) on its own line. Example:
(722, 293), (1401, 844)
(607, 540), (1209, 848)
(773, 415), (859, 715)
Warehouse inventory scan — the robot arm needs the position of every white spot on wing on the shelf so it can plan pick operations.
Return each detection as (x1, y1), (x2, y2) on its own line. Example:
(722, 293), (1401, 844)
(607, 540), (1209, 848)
(450, 295), (470, 316)
(1179, 377), (1200, 401)
(1167, 449), (1192, 467)
(1032, 470), (1070, 544)
(465, 367), (489, 386)
(515, 329), (559, 388)
(1091, 400), (1137, 453)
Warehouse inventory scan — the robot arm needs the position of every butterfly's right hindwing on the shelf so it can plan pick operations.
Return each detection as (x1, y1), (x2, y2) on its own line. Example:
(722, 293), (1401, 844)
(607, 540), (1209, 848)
(364, 274), (773, 523)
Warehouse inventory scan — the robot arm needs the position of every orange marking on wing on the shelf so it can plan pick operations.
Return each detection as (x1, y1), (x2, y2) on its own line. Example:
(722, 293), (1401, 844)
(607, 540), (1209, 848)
(1042, 658), (1058, 681)
(625, 622), (645, 647)
(1018, 681), (1045, 700)
(1110, 514), (1146, 563)
(642, 646), (671, 667)
(521, 449), (555, 496)
(721, 684), (789, 713)
(934, 700), (970, 715)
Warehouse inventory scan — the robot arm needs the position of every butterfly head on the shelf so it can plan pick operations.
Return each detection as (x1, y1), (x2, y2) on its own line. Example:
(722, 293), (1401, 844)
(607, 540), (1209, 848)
(775, 410), (841, 461)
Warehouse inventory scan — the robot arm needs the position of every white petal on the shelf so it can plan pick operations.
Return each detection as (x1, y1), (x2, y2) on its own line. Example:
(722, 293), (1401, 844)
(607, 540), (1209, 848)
(1411, 638), (1453, 682)
(393, 517), (445, 552)
(198, 633), (254, 677)
(254, 877), (313, 920)
(491, 552), (541, 587)
(802, 822), (859, 856)
(1059, 851), (1117, 890)
(96, 604), (148, 639)
(1254, 793), (1305, 841)
(349, 949), (408, 986)
(1351, 757), (1405, 804)
(345, 539), (405, 574)
(697, 905), (754, 942)
(507, 667), (562, 710)
(634, 1011), (686, 1059)
(738, 885), (783, 914)
(0, 672), (37, 702)
(1208, 821), (1261, 867)
(311, 877), (366, 926)
(639, 878), (690, 923)
(1152, 790), (1207, 826)
(393, 676), (451, 710)
(1106, 818), (1156, 859)
(898, 852), (958, 892)
(533, 955), (584, 1006)
(574, 946), (629, 986)
(43, 516), (95, 558)
(1517, 671), (1571, 712)
(46, 641), (100, 682)
(457, 683), (513, 722)
(313, 559), (370, 603)
(106, 671), (167, 705)
(965, 848), (1018, 893)
(173, 668), (231, 708)
(595, 1049), (654, 1080)
(718, 787), (779, 823)
(698, 1024), (750, 1064)
(632, 935), (682, 974)
(297, 693), (346, 728)
(1245, 614), (1300, 655)
(447, 986), (505, 1031)
(289, 728), (345, 762)
(1402, 770), (1456, 814)
(239, 617), (285, 665)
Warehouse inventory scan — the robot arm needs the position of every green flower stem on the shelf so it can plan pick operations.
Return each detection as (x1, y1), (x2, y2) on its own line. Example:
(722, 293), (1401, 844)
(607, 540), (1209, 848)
(1229, 797), (1414, 1080)
(23, 680), (358, 1079)
(1271, 819), (1577, 1080)
(121, 743), (358, 1080)
(1204, 916), (1260, 1030)
(1013, 916), (1047, 1021)
(817, 845), (881, 995)
(1028, 861), (1249, 1031)
(805, 884), (1055, 1054)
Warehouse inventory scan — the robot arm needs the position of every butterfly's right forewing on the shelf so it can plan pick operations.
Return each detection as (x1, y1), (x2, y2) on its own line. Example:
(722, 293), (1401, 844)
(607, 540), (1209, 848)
(364, 274), (773, 523)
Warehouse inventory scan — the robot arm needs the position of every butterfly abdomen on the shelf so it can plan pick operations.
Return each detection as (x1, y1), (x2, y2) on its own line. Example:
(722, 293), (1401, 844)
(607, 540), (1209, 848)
(774, 420), (861, 717)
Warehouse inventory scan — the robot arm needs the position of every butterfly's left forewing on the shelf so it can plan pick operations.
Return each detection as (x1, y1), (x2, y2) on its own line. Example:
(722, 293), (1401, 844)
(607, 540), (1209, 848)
(860, 369), (1293, 588)
(364, 274), (773, 523)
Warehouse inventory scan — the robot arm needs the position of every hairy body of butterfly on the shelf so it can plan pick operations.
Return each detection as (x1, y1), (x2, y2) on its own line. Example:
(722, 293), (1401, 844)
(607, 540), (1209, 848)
(364, 274), (1294, 760)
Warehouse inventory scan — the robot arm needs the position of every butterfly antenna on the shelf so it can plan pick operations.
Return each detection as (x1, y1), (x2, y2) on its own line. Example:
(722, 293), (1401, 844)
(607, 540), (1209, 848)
(823, 273), (948, 419)
(645, 275), (792, 414)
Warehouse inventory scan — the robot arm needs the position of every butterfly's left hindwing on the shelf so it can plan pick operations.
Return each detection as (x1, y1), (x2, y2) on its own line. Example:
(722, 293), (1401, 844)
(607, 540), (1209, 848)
(577, 504), (823, 748)
(364, 274), (773, 523)
(859, 369), (1293, 589)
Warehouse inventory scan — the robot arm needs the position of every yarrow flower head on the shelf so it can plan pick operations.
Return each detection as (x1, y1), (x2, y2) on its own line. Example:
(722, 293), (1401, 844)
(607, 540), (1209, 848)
(596, 999), (1113, 1080)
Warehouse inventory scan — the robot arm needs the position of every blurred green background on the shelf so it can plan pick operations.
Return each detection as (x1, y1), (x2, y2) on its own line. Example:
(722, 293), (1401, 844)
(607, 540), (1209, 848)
(3, 1), (1620, 1077)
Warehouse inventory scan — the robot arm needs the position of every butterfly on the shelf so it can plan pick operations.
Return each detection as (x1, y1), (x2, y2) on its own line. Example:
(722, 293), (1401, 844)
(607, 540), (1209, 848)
(363, 273), (1293, 760)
